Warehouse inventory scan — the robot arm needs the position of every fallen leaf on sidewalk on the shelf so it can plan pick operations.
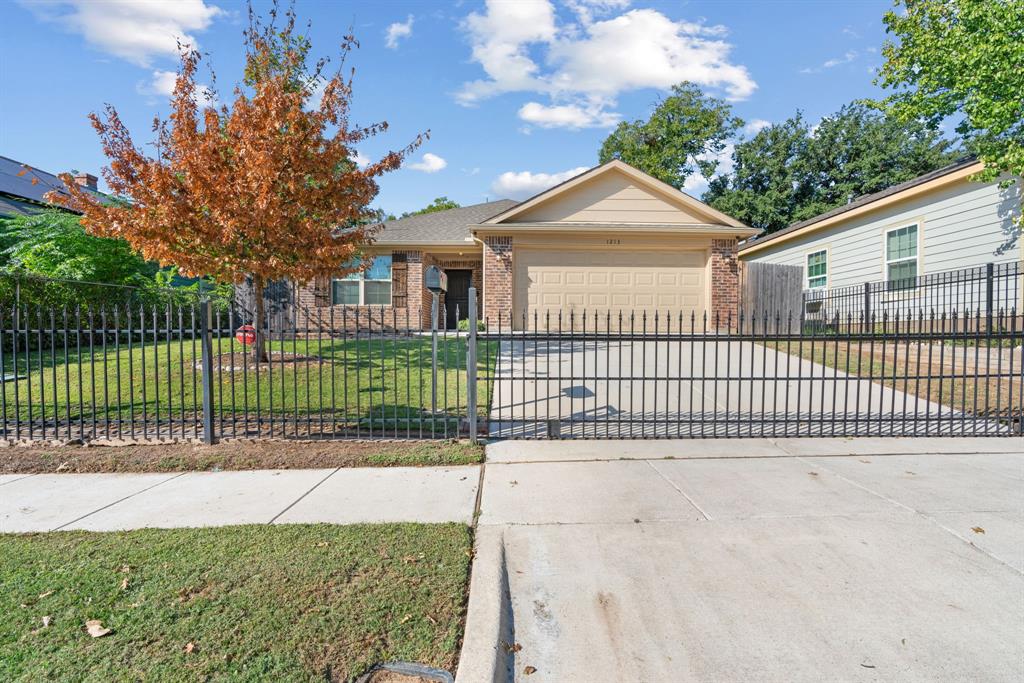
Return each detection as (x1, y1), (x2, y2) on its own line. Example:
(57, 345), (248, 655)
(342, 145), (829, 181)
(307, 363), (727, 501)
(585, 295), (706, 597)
(524, 665), (537, 675)
(971, 526), (985, 534)
(808, 471), (818, 477)
(85, 620), (111, 638)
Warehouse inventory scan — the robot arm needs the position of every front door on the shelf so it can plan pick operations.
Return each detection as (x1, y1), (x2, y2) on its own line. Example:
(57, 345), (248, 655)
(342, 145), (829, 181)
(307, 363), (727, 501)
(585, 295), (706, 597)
(444, 269), (472, 328)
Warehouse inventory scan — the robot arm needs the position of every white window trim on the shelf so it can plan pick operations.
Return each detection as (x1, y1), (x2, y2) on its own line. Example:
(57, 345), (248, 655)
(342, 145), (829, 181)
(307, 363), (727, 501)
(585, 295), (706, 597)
(806, 248), (828, 290)
(884, 223), (920, 289)
(331, 256), (393, 306)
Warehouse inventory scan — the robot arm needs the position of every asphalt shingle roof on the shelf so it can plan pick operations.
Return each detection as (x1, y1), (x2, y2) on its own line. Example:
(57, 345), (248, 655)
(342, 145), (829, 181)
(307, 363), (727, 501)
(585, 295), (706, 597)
(374, 199), (518, 245)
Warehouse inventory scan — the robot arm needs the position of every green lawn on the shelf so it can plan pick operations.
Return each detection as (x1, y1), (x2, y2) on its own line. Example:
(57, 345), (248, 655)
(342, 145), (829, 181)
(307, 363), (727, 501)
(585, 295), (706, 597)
(2, 336), (497, 434)
(1, 524), (472, 681)
(764, 339), (1021, 417)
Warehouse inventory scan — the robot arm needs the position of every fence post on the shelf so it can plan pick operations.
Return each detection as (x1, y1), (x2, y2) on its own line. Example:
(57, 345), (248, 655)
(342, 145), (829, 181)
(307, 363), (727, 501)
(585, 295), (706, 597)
(466, 287), (478, 443)
(431, 292), (439, 416)
(985, 261), (994, 330)
(863, 282), (871, 330)
(199, 299), (216, 444)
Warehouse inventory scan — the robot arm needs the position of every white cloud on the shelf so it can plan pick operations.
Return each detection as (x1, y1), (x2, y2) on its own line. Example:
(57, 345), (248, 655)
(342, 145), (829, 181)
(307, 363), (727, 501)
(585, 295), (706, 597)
(352, 150), (371, 169)
(565, 0), (631, 25)
(408, 152), (447, 173)
(137, 68), (217, 105)
(518, 101), (620, 129)
(801, 50), (858, 74)
(490, 166), (589, 199)
(24, 0), (223, 67)
(458, 1), (755, 129)
(742, 119), (771, 136)
(385, 14), (414, 49)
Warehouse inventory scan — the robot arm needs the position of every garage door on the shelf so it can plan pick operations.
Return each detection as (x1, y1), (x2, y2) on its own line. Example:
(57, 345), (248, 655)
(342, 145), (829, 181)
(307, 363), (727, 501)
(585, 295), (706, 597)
(514, 249), (707, 326)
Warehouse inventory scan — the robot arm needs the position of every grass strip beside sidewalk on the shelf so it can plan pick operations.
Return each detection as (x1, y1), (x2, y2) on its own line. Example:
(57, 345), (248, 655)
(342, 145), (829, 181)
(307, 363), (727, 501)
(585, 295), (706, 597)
(0, 439), (484, 474)
(1, 524), (472, 681)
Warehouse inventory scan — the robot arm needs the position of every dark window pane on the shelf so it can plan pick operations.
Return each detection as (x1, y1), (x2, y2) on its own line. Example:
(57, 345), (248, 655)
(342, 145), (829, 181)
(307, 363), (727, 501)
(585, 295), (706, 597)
(364, 281), (392, 305)
(332, 280), (359, 304)
(886, 261), (917, 291)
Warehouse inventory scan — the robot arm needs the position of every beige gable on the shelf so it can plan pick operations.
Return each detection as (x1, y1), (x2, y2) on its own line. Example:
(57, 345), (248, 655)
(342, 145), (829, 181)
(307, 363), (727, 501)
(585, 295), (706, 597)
(506, 169), (719, 225)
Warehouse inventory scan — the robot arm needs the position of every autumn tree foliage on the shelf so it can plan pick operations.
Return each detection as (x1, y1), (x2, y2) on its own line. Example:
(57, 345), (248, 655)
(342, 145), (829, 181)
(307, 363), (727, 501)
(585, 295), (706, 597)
(50, 3), (423, 359)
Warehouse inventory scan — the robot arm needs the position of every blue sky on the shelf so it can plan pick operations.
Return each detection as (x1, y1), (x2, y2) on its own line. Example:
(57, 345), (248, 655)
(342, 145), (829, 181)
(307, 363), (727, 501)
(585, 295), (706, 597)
(2, 0), (896, 215)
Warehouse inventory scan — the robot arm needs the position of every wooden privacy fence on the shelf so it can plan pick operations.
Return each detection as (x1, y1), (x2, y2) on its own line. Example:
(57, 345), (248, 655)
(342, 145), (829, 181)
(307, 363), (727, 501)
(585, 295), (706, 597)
(739, 262), (803, 328)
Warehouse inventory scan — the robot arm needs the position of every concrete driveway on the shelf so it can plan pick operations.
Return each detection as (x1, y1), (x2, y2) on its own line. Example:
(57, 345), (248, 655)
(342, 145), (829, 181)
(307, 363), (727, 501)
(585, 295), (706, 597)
(486, 340), (996, 438)
(458, 438), (1024, 682)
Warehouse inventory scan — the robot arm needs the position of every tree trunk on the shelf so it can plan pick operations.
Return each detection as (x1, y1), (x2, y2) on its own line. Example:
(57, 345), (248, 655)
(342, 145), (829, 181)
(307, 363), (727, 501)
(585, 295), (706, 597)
(252, 275), (269, 363)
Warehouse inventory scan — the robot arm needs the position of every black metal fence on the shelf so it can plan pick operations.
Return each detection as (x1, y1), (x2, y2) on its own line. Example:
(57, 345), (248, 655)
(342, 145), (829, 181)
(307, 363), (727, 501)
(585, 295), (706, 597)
(2, 273), (1022, 443)
(803, 261), (1021, 324)
(480, 308), (1023, 439)
(0, 276), (476, 443)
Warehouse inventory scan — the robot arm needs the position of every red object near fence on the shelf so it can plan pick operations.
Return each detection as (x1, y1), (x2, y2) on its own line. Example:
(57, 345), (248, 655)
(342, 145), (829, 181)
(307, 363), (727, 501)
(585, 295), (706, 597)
(235, 324), (256, 345)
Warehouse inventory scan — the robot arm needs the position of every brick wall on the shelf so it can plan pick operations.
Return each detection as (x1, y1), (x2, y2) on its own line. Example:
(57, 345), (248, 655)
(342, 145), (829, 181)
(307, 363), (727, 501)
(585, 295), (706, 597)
(292, 249), (485, 331)
(482, 235), (513, 326)
(710, 238), (739, 327)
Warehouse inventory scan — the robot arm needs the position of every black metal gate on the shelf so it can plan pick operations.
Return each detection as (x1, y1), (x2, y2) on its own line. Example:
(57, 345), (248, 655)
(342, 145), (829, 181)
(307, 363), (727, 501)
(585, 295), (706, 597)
(479, 308), (1024, 439)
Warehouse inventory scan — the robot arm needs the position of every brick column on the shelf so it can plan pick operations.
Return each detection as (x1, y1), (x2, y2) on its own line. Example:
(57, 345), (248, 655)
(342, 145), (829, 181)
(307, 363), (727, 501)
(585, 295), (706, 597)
(404, 250), (424, 330)
(710, 238), (739, 328)
(482, 236), (513, 326)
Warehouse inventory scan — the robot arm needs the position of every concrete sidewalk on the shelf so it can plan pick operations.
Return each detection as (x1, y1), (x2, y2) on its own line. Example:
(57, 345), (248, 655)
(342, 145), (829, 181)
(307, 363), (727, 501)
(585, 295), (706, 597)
(0, 465), (480, 532)
(459, 438), (1024, 682)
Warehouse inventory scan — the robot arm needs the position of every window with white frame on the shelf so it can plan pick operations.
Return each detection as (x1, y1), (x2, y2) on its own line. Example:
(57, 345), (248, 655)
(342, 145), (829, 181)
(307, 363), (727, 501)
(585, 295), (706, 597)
(806, 250), (828, 289)
(331, 255), (392, 305)
(885, 224), (918, 291)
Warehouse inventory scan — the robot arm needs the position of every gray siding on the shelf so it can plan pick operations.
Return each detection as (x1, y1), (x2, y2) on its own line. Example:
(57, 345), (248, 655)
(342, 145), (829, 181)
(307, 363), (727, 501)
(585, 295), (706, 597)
(741, 177), (1022, 289)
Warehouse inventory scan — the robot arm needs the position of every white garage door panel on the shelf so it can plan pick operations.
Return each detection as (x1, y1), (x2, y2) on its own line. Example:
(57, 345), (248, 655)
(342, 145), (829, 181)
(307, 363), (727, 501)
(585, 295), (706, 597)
(515, 249), (707, 322)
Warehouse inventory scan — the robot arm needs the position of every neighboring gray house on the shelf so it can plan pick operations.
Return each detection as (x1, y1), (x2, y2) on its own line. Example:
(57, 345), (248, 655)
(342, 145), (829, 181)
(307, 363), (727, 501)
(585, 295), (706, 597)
(739, 158), (1023, 315)
(0, 155), (102, 217)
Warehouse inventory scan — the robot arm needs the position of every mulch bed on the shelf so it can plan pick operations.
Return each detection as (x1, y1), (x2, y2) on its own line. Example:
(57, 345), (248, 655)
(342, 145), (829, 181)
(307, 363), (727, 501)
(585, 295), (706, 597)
(0, 439), (483, 474)
(203, 351), (335, 372)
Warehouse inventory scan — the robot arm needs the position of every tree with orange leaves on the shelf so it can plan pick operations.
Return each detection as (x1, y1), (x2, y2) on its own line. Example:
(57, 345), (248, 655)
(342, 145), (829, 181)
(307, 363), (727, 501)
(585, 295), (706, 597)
(50, 2), (423, 360)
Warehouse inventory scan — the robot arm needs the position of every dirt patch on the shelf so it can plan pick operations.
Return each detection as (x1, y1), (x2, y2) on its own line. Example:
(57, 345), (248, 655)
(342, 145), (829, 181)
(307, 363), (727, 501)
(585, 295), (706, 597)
(205, 351), (335, 372)
(365, 671), (437, 683)
(0, 438), (483, 474)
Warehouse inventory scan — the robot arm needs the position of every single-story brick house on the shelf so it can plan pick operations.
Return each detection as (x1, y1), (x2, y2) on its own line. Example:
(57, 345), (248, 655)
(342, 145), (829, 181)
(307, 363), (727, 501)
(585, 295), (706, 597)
(300, 160), (757, 329)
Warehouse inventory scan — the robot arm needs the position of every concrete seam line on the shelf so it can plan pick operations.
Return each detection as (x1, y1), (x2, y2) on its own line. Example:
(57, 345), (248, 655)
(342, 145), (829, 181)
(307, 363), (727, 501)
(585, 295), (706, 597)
(795, 457), (1024, 576)
(646, 460), (712, 521)
(52, 471), (188, 531)
(473, 463), (486, 523)
(0, 473), (37, 487)
(268, 467), (341, 524)
(793, 457), (914, 513)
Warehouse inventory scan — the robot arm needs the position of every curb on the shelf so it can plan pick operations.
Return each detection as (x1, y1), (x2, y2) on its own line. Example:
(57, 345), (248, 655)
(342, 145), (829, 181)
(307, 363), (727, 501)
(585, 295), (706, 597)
(455, 526), (514, 683)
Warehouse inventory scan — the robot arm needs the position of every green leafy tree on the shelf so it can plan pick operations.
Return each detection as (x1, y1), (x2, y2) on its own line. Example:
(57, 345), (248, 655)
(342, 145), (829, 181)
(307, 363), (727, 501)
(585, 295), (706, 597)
(706, 103), (957, 233)
(599, 82), (743, 189)
(400, 196), (461, 218)
(876, 0), (1023, 222)
(0, 210), (154, 284)
(796, 102), (958, 220)
(705, 115), (813, 233)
